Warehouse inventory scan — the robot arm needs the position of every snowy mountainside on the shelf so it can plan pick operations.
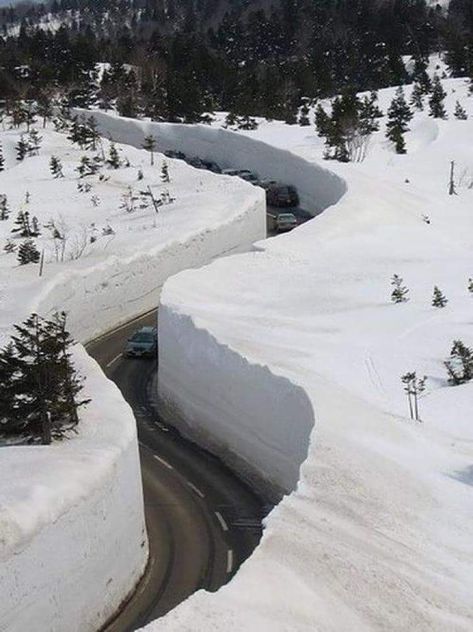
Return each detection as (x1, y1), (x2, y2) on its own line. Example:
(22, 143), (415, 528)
(150, 77), (473, 631)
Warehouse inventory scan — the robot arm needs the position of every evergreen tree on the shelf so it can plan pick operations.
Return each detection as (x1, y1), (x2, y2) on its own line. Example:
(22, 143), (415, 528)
(50, 155), (64, 178)
(410, 83), (424, 111)
(3, 239), (16, 253)
(27, 129), (42, 156)
(386, 88), (412, 154)
(445, 340), (473, 385)
(11, 210), (31, 237)
(432, 286), (448, 308)
(17, 239), (40, 265)
(142, 135), (157, 166)
(76, 156), (100, 178)
(411, 55), (432, 94)
(298, 98), (311, 126)
(0, 313), (88, 442)
(106, 142), (121, 169)
(454, 101), (468, 120)
(0, 194), (9, 220)
(84, 116), (101, 151)
(391, 274), (409, 303)
(161, 160), (170, 183)
(314, 104), (332, 138)
(16, 136), (28, 161)
(429, 75), (447, 119)
(30, 216), (41, 237)
(0, 141), (4, 171)
(468, 278), (473, 294)
(224, 112), (238, 128)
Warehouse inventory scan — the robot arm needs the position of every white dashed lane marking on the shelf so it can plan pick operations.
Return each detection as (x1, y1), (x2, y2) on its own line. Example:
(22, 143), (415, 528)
(106, 353), (122, 368)
(186, 481), (205, 499)
(226, 549), (233, 574)
(215, 511), (229, 532)
(153, 454), (173, 470)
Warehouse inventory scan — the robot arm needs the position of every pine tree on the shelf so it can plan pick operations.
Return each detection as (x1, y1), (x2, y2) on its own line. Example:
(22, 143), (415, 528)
(142, 135), (157, 166)
(30, 216), (40, 237)
(106, 142), (121, 169)
(386, 88), (412, 154)
(16, 136), (28, 161)
(298, 98), (311, 126)
(161, 160), (170, 183)
(429, 75), (447, 119)
(0, 313), (88, 442)
(0, 141), (4, 171)
(224, 112), (238, 128)
(391, 274), (409, 303)
(0, 194), (9, 220)
(27, 129), (42, 156)
(76, 156), (100, 178)
(445, 340), (473, 385)
(315, 104), (331, 138)
(410, 83), (424, 111)
(432, 286), (448, 308)
(454, 101), (468, 120)
(85, 116), (100, 151)
(3, 239), (16, 253)
(17, 239), (40, 265)
(411, 55), (432, 94)
(401, 371), (426, 421)
(50, 155), (64, 178)
(11, 210), (31, 237)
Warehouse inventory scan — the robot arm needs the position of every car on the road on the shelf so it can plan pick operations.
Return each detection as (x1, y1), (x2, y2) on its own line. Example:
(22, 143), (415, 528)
(124, 326), (157, 358)
(275, 212), (298, 232)
(236, 170), (259, 184)
(266, 184), (299, 207)
(221, 168), (240, 176)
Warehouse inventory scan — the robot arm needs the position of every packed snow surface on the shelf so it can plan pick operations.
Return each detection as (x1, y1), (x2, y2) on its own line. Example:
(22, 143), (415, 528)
(151, 78), (473, 630)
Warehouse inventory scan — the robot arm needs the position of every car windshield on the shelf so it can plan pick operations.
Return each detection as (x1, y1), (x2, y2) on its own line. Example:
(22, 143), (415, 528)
(130, 332), (154, 343)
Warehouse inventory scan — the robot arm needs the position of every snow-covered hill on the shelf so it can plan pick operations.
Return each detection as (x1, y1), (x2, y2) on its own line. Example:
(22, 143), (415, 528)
(151, 78), (473, 630)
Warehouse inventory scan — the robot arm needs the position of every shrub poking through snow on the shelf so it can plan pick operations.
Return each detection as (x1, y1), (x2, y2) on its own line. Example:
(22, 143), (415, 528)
(3, 239), (16, 253)
(0, 312), (89, 444)
(454, 101), (468, 120)
(401, 371), (426, 421)
(27, 129), (42, 156)
(429, 75), (447, 119)
(17, 239), (40, 265)
(432, 286), (448, 308)
(15, 135), (28, 161)
(391, 274), (409, 303)
(468, 278), (473, 294)
(50, 155), (64, 178)
(161, 160), (170, 183)
(445, 340), (473, 385)
(106, 142), (121, 169)
(0, 194), (9, 220)
(0, 141), (4, 171)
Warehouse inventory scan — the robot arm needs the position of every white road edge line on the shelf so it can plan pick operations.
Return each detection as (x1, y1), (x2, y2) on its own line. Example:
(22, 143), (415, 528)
(153, 454), (173, 470)
(186, 481), (205, 499)
(106, 353), (122, 368)
(215, 511), (229, 532)
(226, 549), (233, 574)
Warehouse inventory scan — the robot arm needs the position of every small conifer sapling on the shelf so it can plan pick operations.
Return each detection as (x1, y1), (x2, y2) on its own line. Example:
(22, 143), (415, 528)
(391, 274), (409, 303)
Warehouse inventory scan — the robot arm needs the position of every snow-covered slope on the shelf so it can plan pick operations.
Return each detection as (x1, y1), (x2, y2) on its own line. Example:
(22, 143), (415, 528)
(150, 78), (473, 630)
(0, 121), (265, 631)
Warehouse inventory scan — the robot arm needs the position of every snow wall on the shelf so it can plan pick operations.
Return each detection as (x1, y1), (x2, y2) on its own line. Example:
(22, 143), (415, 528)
(76, 109), (347, 215)
(158, 306), (314, 498)
(0, 348), (147, 632)
(1, 121), (266, 631)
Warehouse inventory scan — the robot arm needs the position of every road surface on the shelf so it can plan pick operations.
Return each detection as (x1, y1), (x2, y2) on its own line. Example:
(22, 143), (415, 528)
(86, 311), (268, 631)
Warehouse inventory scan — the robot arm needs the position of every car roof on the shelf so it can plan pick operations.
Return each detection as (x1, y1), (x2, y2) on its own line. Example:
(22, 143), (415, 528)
(138, 326), (155, 333)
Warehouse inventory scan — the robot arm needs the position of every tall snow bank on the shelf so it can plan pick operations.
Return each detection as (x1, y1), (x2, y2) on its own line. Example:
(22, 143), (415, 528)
(76, 109), (347, 215)
(0, 348), (147, 632)
(148, 79), (473, 630)
(0, 120), (265, 631)
(158, 301), (314, 497)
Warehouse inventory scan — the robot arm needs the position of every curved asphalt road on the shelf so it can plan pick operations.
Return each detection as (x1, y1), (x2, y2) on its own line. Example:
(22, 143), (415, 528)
(86, 310), (268, 632)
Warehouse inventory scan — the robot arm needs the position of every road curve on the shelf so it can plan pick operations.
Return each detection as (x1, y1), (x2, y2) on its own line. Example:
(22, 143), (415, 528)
(86, 310), (268, 632)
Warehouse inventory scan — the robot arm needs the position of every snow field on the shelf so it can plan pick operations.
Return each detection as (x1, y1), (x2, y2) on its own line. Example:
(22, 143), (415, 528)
(149, 78), (473, 630)
(0, 120), (265, 631)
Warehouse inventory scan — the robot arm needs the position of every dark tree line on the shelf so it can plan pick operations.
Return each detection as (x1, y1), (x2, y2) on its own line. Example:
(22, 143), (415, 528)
(0, 0), (471, 122)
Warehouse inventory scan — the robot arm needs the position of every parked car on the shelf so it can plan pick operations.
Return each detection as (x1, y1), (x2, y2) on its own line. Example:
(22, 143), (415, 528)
(236, 170), (259, 184)
(275, 212), (298, 232)
(266, 184), (299, 207)
(124, 326), (157, 358)
(201, 160), (222, 173)
(222, 168), (240, 176)
(164, 150), (186, 161)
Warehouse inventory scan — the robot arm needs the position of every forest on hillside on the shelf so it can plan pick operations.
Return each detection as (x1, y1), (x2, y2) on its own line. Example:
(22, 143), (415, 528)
(0, 0), (471, 122)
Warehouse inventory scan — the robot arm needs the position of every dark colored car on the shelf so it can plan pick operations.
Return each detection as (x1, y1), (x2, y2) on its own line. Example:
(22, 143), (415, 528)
(266, 184), (299, 207)
(124, 326), (157, 358)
